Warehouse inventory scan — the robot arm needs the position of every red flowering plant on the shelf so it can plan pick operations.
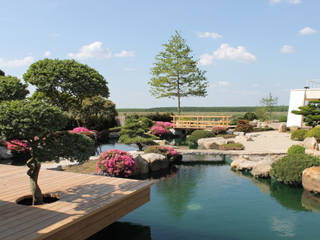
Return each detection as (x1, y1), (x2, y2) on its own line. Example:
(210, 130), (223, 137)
(144, 145), (181, 162)
(96, 150), (136, 177)
(72, 127), (97, 140)
(150, 121), (173, 138)
(6, 139), (29, 152)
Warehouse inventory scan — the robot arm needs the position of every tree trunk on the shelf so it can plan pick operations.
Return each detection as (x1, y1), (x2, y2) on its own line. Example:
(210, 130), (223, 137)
(177, 95), (181, 114)
(177, 77), (181, 114)
(27, 158), (43, 205)
(137, 143), (143, 151)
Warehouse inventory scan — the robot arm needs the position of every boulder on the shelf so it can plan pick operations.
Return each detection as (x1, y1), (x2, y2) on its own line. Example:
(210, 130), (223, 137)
(278, 123), (287, 133)
(249, 120), (258, 127)
(230, 157), (258, 171)
(197, 137), (226, 150)
(89, 156), (99, 161)
(141, 153), (169, 172)
(0, 146), (12, 160)
(233, 132), (245, 136)
(303, 137), (318, 150)
(257, 122), (266, 128)
(153, 140), (168, 146)
(302, 166), (320, 193)
(129, 151), (149, 175)
(251, 159), (275, 178)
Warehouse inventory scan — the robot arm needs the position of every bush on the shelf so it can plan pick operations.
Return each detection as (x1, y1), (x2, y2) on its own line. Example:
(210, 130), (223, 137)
(305, 127), (320, 141)
(290, 129), (307, 141)
(96, 150), (135, 177)
(145, 112), (173, 122)
(287, 145), (305, 155)
(150, 121), (173, 137)
(187, 130), (215, 144)
(270, 154), (320, 185)
(234, 120), (253, 133)
(243, 112), (257, 121)
(279, 115), (287, 122)
(212, 126), (227, 134)
(219, 142), (244, 150)
(253, 126), (274, 132)
(144, 145), (181, 161)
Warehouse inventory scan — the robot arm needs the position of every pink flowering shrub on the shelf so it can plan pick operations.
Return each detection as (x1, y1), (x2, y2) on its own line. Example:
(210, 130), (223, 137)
(96, 150), (136, 177)
(144, 145), (181, 162)
(150, 121), (173, 137)
(6, 140), (29, 152)
(72, 127), (97, 140)
(72, 127), (90, 133)
(213, 126), (227, 134)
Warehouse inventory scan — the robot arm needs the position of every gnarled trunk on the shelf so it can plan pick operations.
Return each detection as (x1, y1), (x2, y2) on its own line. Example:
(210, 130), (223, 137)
(26, 158), (43, 205)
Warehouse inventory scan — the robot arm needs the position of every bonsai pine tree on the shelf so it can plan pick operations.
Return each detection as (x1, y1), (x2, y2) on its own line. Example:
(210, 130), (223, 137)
(23, 59), (110, 120)
(0, 75), (29, 101)
(0, 100), (95, 205)
(149, 31), (208, 113)
(292, 100), (320, 127)
(118, 117), (158, 151)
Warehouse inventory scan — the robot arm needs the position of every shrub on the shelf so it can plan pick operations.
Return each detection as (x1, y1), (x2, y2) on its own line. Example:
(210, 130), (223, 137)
(243, 112), (257, 121)
(290, 129), (307, 141)
(97, 130), (109, 144)
(187, 130), (215, 143)
(96, 150), (135, 177)
(305, 127), (320, 141)
(234, 120), (253, 133)
(219, 142), (244, 150)
(212, 126), (227, 134)
(144, 145), (180, 161)
(287, 145), (305, 155)
(145, 112), (173, 122)
(279, 115), (287, 122)
(253, 126), (274, 132)
(150, 121), (173, 137)
(270, 154), (320, 185)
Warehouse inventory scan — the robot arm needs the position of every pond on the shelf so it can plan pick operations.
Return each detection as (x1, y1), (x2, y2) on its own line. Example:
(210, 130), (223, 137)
(89, 163), (320, 240)
(95, 143), (137, 155)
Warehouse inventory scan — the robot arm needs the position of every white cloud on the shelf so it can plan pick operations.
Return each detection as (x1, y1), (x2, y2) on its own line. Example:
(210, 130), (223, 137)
(44, 51), (51, 57)
(218, 81), (230, 87)
(299, 27), (317, 35)
(200, 43), (256, 66)
(197, 32), (222, 39)
(0, 56), (34, 68)
(68, 41), (112, 60)
(269, 0), (301, 4)
(115, 50), (135, 58)
(281, 45), (295, 54)
(124, 67), (136, 72)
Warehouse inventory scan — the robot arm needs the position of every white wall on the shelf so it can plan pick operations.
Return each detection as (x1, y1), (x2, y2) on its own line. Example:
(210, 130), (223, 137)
(287, 90), (305, 127)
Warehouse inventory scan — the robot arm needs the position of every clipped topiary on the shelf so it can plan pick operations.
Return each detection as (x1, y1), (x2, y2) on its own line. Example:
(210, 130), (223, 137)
(270, 154), (320, 185)
(287, 145), (305, 155)
(305, 127), (320, 141)
(187, 130), (215, 144)
(291, 129), (307, 141)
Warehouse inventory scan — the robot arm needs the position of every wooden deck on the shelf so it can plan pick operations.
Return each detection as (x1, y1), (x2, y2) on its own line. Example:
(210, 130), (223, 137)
(0, 164), (152, 240)
(172, 115), (231, 129)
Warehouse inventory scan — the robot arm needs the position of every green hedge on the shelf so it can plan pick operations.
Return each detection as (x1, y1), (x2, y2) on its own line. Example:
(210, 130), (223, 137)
(270, 154), (320, 185)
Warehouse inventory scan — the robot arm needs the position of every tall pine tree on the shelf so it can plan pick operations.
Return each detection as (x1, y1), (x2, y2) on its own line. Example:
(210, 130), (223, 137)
(149, 31), (208, 113)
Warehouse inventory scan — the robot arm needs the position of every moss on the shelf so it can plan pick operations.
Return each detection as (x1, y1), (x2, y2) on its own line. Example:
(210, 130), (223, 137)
(219, 142), (244, 150)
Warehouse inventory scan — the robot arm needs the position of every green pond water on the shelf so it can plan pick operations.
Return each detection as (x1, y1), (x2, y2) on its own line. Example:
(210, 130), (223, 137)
(90, 146), (320, 240)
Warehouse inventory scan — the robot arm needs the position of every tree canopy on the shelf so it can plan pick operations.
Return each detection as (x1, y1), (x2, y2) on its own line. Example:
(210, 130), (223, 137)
(149, 31), (208, 113)
(292, 100), (320, 127)
(0, 75), (29, 101)
(23, 59), (109, 113)
(0, 99), (95, 204)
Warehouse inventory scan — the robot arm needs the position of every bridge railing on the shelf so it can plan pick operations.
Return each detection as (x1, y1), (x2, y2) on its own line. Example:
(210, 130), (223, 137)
(172, 115), (231, 129)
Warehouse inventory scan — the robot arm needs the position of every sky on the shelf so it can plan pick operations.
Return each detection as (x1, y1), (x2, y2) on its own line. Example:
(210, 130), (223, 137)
(1, 0), (320, 108)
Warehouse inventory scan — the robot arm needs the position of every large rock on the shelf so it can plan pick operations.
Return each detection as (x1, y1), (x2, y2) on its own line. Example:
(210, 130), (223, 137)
(303, 137), (318, 150)
(251, 158), (276, 178)
(278, 123), (287, 133)
(129, 151), (149, 175)
(230, 157), (258, 171)
(302, 166), (320, 193)
(197, 137), (226, 150)
(153, 140), (168, 146)
(141, 153), (169, 172)
(0, 146), (12, 160)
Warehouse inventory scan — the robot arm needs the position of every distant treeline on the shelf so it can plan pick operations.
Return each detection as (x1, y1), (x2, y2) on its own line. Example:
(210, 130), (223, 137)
(117, 106), (289, 113)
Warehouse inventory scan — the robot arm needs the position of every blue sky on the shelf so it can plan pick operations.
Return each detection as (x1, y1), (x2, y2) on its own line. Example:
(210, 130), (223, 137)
(1, 0), (320, 108)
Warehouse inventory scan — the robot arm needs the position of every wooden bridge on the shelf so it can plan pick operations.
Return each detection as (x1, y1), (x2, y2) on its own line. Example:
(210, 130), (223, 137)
(172, 115), (231, 129)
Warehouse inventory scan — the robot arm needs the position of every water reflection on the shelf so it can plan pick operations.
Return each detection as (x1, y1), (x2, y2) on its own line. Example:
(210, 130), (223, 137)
(301, 190), (320, 213)
(88, 222), (151, 240)
(155, 165), (206, 218)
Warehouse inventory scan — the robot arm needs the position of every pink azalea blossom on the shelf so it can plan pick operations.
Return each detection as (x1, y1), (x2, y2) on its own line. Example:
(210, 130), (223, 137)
(151, 121), (173, 136)
(6, 140), (29, 151)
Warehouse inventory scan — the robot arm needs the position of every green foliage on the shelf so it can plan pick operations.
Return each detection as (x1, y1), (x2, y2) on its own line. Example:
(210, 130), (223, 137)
(287, 145), (305, 155)
(253, 126), (274, 132)
(279, 115), (287, 122)
(118, 117), (158, 150)
(23, 59), (109, 113)
(270, 154), (320, 185)
(187, 130), (215, 144)
(291, 129), (307, 141)
(292, 100), (320, 127)
(0, 69), (4, 76)
(243, 112), (257, 121)
(149, 31), (208, 113)
(305, 126), (320, 141)
(80, 96), (117, 130)
(219, 142), (244, 150)
(216, 134), (236, 139)
(255, 107), (268, 121)
(234, 120), (253, 133)
(125, 112), (173, 122)
(260, 93), (278, 120)
(0, 76), (29, 101)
